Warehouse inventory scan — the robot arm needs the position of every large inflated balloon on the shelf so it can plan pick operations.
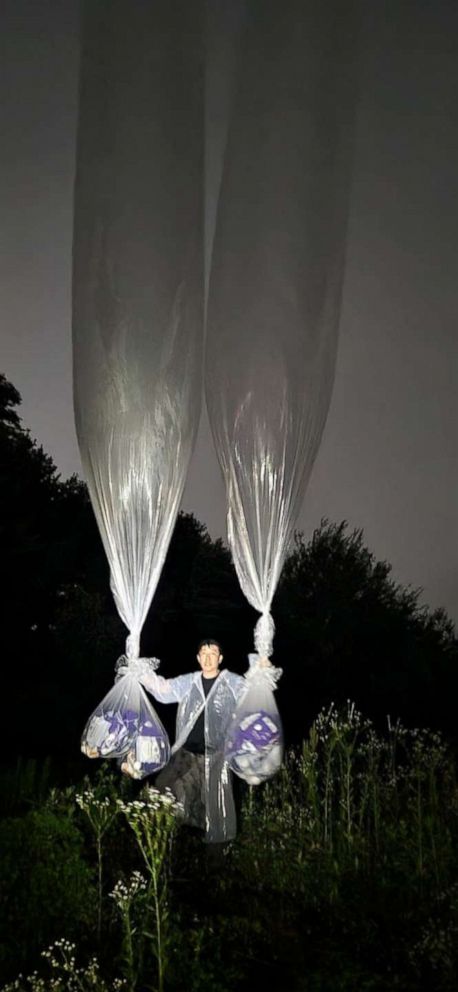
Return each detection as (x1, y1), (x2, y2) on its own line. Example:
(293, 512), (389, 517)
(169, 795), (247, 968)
(73, 1), (204, 663)
(205, 0), (357, 658)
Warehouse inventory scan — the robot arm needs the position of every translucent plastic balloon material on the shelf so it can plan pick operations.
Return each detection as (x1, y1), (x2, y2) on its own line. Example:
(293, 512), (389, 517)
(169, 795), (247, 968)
(124, 655), (256, 843)
(81, 663), (171, 780)
(73, 4), (203, 768)
(205, 0), (356, 661)
(225, 660), (284, 785)
(72, 1), (204, 701)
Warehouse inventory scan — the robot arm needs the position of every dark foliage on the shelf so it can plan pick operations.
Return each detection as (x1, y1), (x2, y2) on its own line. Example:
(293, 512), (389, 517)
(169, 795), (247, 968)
(274, 523), (458, 744)
(0, 370), (457, 769)
(1, 372), (458, 991)
(0, 806), (96, 977)
(0, 736), (457, 990)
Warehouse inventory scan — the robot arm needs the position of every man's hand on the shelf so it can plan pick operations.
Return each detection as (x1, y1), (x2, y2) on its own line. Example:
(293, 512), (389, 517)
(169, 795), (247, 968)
(257, 656), (272, 668)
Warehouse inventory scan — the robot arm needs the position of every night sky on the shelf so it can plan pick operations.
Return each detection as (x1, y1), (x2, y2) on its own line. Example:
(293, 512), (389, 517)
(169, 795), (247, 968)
(0, 0), (456, 622)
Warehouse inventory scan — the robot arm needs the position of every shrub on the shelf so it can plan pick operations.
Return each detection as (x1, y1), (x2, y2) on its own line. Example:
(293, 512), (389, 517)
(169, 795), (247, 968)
(0, 808), (96, 983)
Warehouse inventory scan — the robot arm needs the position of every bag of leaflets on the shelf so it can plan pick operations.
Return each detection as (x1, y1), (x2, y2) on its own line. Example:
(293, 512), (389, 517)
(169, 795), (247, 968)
(224, 656), (283, 785)
(81, 657), (170, 779)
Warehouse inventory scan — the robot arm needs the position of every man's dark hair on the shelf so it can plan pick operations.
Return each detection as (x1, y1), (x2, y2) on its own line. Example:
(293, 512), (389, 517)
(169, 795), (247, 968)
(197, 638), (222, 653)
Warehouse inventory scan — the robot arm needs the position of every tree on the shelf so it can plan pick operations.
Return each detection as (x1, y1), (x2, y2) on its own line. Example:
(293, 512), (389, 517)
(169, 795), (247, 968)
(143, 515), (253, 672)
(273, 520), (458, 743)
(0, 374), (109, 758)
(0, 374), (61, 633)
(0, 374), (21, 429)
(2, 372), (457, 763)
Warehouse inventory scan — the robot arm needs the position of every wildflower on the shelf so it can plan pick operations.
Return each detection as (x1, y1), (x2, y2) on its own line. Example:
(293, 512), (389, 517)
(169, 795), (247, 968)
(110, 871), (148, 909)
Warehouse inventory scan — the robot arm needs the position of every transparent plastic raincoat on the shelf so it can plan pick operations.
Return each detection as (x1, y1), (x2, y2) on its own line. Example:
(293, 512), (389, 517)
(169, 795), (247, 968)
(124, 657), (268, 843)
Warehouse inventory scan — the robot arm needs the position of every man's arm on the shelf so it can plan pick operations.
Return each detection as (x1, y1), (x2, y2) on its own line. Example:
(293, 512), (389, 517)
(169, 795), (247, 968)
(138, 670), (191, 704)
(117, 658), (192, 704)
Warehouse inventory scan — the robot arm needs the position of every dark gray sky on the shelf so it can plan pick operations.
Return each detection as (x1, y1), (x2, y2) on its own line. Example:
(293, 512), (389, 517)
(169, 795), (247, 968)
(0, 0), (457, 623)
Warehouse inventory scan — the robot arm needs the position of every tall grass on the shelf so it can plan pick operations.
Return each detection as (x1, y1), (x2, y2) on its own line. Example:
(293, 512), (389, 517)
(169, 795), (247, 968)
(1, 704), (457, 990)
(235, 701), (457, 906)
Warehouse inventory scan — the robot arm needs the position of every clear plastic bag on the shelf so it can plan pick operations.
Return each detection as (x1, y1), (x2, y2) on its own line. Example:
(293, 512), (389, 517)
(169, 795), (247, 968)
(81, 666), (170, 779)
(225, 661), (283, 785)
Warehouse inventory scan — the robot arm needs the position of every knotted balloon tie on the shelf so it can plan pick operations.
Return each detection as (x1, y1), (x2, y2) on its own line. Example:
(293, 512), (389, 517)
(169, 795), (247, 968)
(125, 632), (140, 661)
(254, 610), (275, 660)
(115, 654), (160, 682)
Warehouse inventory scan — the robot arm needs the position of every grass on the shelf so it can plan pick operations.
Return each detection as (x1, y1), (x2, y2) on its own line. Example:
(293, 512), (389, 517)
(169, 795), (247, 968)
(1, 702), (457, 991)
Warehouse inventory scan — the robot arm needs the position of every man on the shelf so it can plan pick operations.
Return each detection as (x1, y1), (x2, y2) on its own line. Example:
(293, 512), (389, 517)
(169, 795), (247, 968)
(123, 639), (272, 844)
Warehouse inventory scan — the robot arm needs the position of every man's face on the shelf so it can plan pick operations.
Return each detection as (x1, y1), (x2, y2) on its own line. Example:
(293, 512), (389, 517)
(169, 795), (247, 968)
(197, 642), (222, 676)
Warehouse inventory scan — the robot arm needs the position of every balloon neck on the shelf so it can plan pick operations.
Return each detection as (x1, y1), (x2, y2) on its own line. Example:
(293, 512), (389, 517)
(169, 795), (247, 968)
(126, 633), (140, 661)
(254, 610), (275, 660)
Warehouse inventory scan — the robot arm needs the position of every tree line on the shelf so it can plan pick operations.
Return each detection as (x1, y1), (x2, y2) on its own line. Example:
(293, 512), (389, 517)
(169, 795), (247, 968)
(1, 371), (457, 768)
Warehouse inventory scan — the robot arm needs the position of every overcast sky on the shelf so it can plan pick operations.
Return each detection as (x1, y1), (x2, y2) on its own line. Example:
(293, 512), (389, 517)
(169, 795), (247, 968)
(0, 0), (457, 623)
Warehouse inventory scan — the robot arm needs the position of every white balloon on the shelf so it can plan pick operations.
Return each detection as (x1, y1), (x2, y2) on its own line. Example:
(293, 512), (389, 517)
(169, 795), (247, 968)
(206, 0), (356, 658)
(73, 2), (204, 663)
